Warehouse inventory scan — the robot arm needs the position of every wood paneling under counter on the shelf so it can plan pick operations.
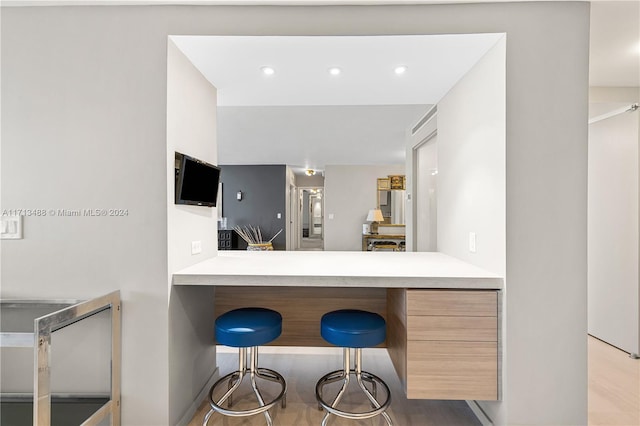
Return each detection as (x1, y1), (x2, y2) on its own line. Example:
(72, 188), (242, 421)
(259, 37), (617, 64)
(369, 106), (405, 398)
(215, 286), (387, 347)
(407, 316), (497, 342)
(386, 287), (408, 391)
(387, 288), (499, 401)
(407, 341), (498, 400)
(407, 290), (497, 317)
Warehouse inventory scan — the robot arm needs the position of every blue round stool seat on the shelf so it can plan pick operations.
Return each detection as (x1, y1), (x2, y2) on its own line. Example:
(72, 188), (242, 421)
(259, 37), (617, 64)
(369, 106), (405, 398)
(321, 309), (386, 348)
(215, 307), (282, 348)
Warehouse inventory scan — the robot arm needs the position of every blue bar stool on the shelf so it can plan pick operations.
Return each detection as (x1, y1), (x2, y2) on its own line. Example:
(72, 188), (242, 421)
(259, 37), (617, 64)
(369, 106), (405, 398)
(315, 309), (393, 426)
(203, 307), (287, 426)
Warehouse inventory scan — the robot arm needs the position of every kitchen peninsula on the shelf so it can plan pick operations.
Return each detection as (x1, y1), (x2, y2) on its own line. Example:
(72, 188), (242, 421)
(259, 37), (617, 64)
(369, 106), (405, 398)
(173, 251), (503, 401)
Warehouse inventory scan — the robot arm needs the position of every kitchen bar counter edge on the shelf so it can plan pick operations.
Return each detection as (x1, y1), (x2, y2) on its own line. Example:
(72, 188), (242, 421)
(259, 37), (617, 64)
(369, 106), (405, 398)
(172, 251), (503, 290)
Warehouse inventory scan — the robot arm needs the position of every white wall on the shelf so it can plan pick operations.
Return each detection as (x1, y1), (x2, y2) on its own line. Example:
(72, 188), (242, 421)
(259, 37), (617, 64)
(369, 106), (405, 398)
(166, 41), (218, 425)
(588, 86), (640, 355)
(1, 3), (589, 424)
(436, 37), (506, 277)
(324, 164), (404, 251)
(433, 36), (507, 422)
(167, 41), (219, 272)
(415, 134), (438, 252)
(295, 173), (325, 188)
(1, 7), (171, 424)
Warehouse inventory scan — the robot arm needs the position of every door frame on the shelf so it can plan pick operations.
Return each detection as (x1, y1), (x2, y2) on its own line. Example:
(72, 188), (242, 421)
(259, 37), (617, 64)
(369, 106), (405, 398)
(297, 186), (325, 247)
(406, 105), (437, 252)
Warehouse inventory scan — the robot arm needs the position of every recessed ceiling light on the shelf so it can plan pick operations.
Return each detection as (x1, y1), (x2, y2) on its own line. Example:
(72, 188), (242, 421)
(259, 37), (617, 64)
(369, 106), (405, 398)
(328, 67), (342, 76)
(260, 66), (275, 75)
(394, 65), (408, 75)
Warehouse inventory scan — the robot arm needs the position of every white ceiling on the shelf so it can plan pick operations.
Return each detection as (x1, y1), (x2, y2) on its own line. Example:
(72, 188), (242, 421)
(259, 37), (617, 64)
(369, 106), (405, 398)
(590, 1), (640, 87)
(217, 105), (430, 171)
(171, 34), (504, 106)
(171, 34), (502, 171)
(0, 0), (598, 6)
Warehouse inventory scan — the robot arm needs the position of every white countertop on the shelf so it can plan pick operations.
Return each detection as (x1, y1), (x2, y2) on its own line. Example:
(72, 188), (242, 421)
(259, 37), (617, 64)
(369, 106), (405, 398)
(173, 251), (503, 289)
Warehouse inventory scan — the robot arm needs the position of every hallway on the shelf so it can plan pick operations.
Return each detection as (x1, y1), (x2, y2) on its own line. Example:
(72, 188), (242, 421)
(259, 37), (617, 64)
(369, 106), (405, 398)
(298, 238), (323, 251)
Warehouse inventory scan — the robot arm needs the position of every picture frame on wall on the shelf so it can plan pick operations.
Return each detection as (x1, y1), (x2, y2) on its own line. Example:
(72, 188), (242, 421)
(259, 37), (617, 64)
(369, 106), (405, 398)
(389, 175), (405, 190)
(377, 178), (390, 191)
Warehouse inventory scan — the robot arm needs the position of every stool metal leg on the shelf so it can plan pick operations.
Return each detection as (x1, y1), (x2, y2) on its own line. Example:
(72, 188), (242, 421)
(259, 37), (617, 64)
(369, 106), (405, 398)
(320, 348), (351, 426)
(250, 346), (273, 426)
(203, 348), (247, 426)
(354, 349), (393, 426)
(255, 368), (288, 408)
(317, 370), (344, 410)
(316, 348), (350, 411)
(252, 346), (287, 409)
(204, 346), (286, 426)
(316, 347), (392, 425)
(227, 371), (240, 407)
(202, 408), (214, 426)
(355, 348), (378, 405)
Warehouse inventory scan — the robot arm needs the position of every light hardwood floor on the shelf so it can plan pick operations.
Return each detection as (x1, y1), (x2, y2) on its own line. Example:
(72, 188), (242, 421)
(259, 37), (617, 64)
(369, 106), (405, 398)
(299, 237), (324, 251)
(188, 347), (481, 426)
(188, 337), (640, 426)
(588, 336), (640, 426)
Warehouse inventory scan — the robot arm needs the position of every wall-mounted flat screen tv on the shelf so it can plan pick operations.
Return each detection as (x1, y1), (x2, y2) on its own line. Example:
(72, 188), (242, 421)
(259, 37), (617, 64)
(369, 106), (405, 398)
(175, 152), (221, 207)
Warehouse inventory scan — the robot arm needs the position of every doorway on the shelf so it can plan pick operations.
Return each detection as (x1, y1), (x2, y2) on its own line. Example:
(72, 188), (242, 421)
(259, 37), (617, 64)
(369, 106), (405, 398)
(414, 133), (438, 252)
(299, 187), (324, 251)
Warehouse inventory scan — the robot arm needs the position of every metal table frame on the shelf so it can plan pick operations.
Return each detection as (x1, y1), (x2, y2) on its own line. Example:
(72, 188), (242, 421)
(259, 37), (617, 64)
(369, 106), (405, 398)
(1, 291), (121, 426)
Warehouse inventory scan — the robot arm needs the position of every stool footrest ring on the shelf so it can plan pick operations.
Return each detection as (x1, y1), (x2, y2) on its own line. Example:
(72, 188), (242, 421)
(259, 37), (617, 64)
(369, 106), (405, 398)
(208, 368), (286, 417)
(315, 369), (392, 420)
(203, 346), (286, 426)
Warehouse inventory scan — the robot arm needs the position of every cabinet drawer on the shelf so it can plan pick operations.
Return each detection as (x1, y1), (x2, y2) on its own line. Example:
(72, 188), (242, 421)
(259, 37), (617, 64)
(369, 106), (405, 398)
(407, 290), (496, 317)
(407, 340), (497, 400)
(407, 316), (497, 342)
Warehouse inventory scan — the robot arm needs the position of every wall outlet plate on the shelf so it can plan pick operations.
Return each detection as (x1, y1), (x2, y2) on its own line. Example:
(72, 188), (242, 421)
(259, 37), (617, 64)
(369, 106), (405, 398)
(191, 240), (202, 255)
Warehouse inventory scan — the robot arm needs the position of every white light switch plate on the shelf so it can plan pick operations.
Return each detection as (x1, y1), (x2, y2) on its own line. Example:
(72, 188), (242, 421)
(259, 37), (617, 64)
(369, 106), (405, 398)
(328, 214), (335, 220)
(191, 240), (202, 255)
(1, 215), (23, 239)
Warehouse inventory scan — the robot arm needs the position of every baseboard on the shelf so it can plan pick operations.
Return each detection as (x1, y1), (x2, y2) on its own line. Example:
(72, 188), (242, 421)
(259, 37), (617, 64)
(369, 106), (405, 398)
(466, 400), (493, 426)
(175, 368), (219, 426)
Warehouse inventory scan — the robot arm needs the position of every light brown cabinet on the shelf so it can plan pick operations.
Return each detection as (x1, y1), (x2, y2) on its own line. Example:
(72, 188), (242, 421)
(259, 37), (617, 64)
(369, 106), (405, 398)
(387, 289), (500, 401)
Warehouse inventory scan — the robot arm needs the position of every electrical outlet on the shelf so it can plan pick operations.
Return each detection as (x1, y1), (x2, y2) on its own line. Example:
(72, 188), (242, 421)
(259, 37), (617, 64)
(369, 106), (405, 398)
(469, 232), (476, 253)
(277, 213), (282, 219)
(191, 240), (202, 255)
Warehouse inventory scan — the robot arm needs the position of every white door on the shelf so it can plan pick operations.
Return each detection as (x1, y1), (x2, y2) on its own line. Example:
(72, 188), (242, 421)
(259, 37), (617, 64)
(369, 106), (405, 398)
(289, 184), (297, 250)
(588, 105), (640, 355)
(415, 135), (438, 251)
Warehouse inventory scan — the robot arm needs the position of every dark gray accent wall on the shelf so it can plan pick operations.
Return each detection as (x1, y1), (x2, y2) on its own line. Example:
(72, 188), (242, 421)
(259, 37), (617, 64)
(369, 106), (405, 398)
(220, 165), (287, 250)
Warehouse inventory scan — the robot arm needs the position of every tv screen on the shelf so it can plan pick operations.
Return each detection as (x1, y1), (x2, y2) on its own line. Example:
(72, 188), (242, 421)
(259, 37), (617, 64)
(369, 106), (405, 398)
(175, 152), (221, 207)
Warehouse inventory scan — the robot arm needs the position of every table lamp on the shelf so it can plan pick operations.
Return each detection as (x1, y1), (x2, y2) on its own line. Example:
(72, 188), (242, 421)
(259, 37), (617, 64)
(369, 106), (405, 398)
(366, 209), (384, 234)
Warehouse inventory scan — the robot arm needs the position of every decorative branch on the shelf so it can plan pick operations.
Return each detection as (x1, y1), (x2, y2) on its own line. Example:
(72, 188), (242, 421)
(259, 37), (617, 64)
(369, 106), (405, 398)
(233, 225), (283, 245)
(268, 229), (283, 242)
